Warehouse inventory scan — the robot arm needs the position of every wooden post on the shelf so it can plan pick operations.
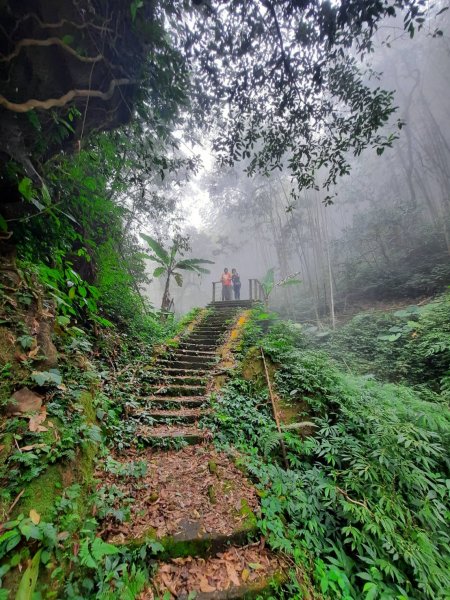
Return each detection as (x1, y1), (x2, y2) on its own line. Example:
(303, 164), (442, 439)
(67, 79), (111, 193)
(212, 282), (216, 302)
(249, 279), (253, 301)
(260, 348), (289, 469)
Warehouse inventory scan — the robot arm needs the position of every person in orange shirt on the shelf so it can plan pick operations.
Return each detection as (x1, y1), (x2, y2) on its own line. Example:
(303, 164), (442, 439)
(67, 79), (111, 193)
(220, 268), (232, 301)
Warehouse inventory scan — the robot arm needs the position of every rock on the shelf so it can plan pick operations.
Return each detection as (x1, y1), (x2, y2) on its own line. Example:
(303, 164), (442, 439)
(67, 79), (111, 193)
(36, 319), (58, 370)
(5, 387), (43, 415)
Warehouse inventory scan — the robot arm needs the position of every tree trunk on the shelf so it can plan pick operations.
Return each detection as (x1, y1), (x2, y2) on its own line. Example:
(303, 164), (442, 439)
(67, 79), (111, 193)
(161, 271), (171, 313)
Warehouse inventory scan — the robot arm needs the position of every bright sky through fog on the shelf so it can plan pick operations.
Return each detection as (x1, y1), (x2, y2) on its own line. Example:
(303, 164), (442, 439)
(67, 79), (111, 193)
(180, 142), (214, 229)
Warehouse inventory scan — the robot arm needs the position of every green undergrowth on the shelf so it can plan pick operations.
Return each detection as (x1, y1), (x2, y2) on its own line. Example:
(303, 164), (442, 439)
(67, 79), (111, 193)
(309, 291), (450, 394)
(205, 306), (450, 599)
(0, 262), (204, 597)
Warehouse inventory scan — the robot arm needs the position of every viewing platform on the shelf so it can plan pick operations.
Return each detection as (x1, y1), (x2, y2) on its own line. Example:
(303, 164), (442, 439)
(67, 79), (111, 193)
(211, 278), (265, 304)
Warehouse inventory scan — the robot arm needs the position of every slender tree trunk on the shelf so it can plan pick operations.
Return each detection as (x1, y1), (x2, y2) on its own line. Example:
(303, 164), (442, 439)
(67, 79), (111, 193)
(161, 271), (171, 313)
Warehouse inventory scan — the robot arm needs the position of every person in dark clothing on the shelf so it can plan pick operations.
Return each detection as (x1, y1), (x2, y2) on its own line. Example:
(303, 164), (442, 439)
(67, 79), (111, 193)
(231, 268), (241, 300)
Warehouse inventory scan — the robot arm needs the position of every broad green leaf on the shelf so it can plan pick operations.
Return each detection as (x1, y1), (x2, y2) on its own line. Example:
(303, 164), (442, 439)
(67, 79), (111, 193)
(280, 278), (302, 287)
(153, 266), (166, 278)
(79, 540), (96, 569)
(15, 549), (41, 600)
(140, 234), (169, 265)
(177, 258), (214, 266)
(173, 272), (183, 287)
(91, 537), (120, 561)
(18, 177), (34, 201)
(0, 214), (8, 232)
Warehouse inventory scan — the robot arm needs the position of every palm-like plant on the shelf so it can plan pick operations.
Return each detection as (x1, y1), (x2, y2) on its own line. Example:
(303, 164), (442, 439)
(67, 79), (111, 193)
(260, 268), (302, 308)
(141, 234), (214, 313)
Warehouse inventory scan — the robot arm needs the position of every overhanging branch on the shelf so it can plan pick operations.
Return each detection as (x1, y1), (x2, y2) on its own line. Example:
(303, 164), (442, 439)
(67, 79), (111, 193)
(0, 37), (103, 64)
(0, 78), (137, 113)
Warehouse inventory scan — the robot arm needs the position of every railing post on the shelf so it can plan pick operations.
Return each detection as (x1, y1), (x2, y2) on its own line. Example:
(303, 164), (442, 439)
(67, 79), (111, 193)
(249, 279), (253, 301)
(212, 282), (216, 302)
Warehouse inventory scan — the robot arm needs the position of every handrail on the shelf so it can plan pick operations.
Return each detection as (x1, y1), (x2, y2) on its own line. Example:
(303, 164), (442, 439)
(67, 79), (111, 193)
(212, 278), (267, 303)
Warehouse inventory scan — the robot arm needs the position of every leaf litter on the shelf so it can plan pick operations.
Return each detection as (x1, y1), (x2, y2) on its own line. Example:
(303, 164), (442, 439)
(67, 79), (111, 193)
(97, 445), (259, 543)
(148, 544), (286, 599)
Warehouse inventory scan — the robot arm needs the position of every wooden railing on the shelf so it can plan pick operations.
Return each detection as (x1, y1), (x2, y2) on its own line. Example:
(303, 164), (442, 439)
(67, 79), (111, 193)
(212, 278), (266, 303)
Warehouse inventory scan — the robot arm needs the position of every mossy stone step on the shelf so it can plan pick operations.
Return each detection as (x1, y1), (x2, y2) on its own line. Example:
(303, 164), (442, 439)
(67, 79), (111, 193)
(161, 356), (215, 366)
(145, 384), (206, 396)
(149, 545), (285, 599)
(145, 374), (208, 386)
(137, 424), (206, 445)
(158, 359), (213, 369)
(179, 341), (218, 349)
(171, 347), (217, 355)
(153, 367), (209, 376)
(143, 408), (211, 423)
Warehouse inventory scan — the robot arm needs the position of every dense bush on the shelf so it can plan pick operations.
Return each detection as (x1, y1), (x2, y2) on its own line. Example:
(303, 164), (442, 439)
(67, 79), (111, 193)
(208, 312), (450, 599)
(312, 293), (450, 392)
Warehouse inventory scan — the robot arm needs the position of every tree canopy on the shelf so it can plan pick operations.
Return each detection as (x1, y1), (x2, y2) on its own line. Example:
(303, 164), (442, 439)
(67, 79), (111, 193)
(0, 0), (436, 209)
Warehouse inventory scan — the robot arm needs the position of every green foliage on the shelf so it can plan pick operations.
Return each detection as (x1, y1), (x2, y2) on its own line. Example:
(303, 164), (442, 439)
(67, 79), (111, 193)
(141, 233), (213, 312)
(316, 293), (450, 391)
(206, 308), (450, 599)
(260, 268), (302, 306)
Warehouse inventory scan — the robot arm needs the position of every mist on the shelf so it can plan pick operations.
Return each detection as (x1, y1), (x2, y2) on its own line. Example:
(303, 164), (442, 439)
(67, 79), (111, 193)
(154, 8), (450, 322)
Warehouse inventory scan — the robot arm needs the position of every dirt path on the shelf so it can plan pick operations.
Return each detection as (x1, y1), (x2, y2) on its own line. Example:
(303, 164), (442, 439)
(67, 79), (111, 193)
(98, 301), (285, 599)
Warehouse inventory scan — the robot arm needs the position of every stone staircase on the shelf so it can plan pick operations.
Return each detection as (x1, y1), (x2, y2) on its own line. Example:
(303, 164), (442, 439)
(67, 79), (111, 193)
(99, 301), (285, 598)
(135, 301), (253, 445)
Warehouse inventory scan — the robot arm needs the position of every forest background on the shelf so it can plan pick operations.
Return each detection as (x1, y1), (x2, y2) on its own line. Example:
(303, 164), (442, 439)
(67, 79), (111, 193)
(0, 1), (449, 599)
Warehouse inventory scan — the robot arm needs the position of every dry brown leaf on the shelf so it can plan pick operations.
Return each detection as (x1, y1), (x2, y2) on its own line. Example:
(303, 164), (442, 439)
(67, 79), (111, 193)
(29, 408), (48, 432)
(159, 572), (177, 595)
(29, 509), (40, 524)
(30, 319), (40, 334)
(226, 561), (241, 586)
(28, 346), (40, 359)
(199, 577), (216, 593)
(20, 444), (47, 452)
(5, 387), (42, 415)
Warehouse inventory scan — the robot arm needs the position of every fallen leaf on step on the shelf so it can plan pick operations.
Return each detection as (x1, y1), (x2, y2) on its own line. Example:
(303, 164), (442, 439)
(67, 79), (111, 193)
(29, 509), (40, 524)
(160, 572), (177, 595)
(199, 577), (216, 593)
(226, 561), (240, 586)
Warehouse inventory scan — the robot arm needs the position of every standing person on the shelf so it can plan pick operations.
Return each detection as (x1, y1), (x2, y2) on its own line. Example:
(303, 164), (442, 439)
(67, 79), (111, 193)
(231, 268), (241, 300)
(220, 268), (232, 301)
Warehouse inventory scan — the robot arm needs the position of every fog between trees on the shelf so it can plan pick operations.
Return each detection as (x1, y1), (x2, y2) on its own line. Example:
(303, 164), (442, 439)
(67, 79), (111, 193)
(152, 8), (450, 321)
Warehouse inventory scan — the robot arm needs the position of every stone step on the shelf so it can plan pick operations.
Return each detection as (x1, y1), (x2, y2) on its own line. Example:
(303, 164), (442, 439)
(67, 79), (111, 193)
(158, 359), (213, 370)
(145, 374), (208, 386)
(137, 424), (207, 445)
(162, 355), (216, 367)
(145, 385), (206, 397)
(102, 446), (259, 553)
(170, 347), (217, 356)
(152, 367), (209, 376)
(145, 396), (206, 407)
(179, 342), (218, 350)
(141, 408), (211, 422)
(150, 545), (286, 600)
